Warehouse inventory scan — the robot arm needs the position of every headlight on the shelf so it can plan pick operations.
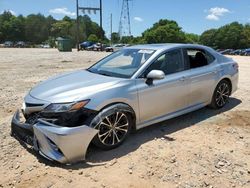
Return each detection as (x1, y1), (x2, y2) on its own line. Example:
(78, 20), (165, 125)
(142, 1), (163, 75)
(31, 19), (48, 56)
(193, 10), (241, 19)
(44, 100), (90, 113)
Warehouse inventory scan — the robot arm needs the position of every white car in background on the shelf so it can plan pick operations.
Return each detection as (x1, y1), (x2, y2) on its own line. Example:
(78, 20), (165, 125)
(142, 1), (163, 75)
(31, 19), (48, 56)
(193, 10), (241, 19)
(105, 44), (129, 52)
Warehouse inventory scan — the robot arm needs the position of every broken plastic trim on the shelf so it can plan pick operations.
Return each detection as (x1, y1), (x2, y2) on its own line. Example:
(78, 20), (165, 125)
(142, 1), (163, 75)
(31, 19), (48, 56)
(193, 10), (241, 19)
(33, 119), (99, 164)
(11, 110), (99, 164)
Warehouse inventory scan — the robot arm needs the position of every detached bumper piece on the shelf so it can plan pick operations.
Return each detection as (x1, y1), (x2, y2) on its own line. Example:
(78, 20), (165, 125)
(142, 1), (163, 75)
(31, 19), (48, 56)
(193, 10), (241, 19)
(11, 110), (98, 164)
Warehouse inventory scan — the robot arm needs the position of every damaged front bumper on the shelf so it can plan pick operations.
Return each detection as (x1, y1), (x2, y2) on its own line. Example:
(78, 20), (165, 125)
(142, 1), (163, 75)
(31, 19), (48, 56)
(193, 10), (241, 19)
(11, 110), (98, 164)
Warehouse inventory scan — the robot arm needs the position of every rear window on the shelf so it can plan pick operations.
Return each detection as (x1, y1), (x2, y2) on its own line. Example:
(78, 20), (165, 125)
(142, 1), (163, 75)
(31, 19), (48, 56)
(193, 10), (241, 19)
(185, 48), (215, 69)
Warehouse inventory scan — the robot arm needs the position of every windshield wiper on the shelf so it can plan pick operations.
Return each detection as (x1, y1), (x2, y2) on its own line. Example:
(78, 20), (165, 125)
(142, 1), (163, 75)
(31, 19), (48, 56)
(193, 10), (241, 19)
(98, 72), (112, 77)
(87, 69), (112, 77)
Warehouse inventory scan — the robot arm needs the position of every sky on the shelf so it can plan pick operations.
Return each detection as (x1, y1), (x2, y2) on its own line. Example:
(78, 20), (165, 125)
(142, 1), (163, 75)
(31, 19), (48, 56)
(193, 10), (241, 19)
(1, 0), (250, 38)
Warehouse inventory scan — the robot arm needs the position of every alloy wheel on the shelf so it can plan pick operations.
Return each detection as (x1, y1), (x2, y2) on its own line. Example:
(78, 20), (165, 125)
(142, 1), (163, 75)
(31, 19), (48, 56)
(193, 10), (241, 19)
(215, 82), (230, 107)
(96, 112), (129, 146)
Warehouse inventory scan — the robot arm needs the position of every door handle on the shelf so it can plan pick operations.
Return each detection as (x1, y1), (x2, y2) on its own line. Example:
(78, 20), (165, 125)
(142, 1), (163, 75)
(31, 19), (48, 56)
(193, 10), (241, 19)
(179, 77), (186, 81)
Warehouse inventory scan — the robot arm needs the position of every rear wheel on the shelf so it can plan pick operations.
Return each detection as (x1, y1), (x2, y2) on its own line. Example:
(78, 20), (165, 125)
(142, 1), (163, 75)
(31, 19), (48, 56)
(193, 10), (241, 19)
(89, 104), (133, 150)
(209, 80), (231, 109)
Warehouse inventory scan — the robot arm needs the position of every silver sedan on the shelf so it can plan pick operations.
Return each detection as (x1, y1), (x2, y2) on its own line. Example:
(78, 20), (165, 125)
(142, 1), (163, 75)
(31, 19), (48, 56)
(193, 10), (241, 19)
(11, 44), (239, 164)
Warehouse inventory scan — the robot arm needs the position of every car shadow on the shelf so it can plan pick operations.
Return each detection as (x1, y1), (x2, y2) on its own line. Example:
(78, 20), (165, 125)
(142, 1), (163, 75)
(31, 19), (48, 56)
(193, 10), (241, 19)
(20, 97), (241, 169)
(67, 97), (242, 169)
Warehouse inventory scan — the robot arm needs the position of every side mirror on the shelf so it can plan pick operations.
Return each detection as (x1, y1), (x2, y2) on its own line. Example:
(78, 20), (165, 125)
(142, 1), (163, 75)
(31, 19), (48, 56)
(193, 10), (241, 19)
(146, 70), (165, 80)
(146, 70), (165, 85)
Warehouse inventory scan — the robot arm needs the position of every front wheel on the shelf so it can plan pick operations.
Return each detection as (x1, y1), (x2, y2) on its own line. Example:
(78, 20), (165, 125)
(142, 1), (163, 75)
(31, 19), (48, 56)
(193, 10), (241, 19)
(209, 80), (231, 109)
(89, 105), (133, 150)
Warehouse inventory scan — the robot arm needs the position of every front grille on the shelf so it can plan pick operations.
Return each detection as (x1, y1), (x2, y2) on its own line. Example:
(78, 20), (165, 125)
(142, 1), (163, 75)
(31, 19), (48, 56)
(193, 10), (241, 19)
(26, 113), (40, 124)
(25, 103), (44, 107)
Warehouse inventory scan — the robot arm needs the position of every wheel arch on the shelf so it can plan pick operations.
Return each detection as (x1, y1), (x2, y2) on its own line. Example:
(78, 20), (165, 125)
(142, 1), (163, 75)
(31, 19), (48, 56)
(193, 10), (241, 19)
(96, 102), (137, 131)
(217, 77), (232, 95)
(209, 76), (232, 105)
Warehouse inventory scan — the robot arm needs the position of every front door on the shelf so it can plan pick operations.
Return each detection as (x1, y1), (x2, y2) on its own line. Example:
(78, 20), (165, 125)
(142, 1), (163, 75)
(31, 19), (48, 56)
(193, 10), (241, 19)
(136, 49), (189, 124)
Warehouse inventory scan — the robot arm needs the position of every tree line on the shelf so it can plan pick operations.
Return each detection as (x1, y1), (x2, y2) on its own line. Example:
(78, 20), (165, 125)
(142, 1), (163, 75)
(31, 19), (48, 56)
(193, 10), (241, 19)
(0, 11), (105, 47)
(200, 22), (250, 49)
(0, 10), (249, 49)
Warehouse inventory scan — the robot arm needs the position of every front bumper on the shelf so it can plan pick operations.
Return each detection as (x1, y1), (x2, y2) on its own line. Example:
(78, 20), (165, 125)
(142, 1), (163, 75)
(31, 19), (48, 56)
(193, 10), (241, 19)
(11, 110), (98, 164)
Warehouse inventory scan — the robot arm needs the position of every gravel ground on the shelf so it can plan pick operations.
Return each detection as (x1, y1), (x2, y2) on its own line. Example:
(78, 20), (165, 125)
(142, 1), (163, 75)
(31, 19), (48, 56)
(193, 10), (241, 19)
(0, 48), (249, 188)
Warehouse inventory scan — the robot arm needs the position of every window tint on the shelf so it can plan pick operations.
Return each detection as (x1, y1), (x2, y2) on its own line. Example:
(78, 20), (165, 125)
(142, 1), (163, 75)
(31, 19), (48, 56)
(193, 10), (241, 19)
(205, 51), (215, 64)
(143, 49), (184, 76)
(186, 49), (214, 69)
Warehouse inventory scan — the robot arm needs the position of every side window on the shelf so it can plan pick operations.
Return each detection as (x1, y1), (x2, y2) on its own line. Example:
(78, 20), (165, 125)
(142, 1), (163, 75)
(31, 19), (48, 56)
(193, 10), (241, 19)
(143, 49), (184, 76)
(205, 51), (215, 64)
(186, 49), (209, 69)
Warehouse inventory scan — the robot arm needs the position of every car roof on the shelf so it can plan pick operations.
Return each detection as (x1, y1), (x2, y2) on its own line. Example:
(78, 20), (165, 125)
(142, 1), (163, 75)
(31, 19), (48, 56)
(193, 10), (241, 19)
(126, 43), (209, 51)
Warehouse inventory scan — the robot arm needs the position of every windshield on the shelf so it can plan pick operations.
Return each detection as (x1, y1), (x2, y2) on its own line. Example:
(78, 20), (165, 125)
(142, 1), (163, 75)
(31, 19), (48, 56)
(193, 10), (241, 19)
(88, 48), (155, 78)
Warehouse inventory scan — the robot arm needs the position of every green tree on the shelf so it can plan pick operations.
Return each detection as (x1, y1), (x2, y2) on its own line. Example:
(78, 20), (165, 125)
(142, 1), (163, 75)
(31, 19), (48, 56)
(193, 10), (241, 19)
(131, 36), (146, 44)
(0, 11), (18, 41)
(185, 33), (200, 44)
(0, 12), (105, 45)
(142, 19), (186, 43)
(120, 36), (133, 44)
(200, 22), (250, 49)
(111, 32), (120, 44)
(214, 22), (246, 49)
(242, 24), (250, 47)
(25, 14), (49, 44)
(87, 34), (98, 43)
(46, 15), (56, 37)
(200, 29), (217, 48)
(51, 20), (72, 38)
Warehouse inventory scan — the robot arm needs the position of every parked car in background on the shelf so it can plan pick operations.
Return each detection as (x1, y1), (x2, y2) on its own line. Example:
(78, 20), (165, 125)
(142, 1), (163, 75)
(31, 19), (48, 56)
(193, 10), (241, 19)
(4, 41), (14, 47)
(15, 41), (26, 48)
(11, 44), (238, 164)
(239, 49), (246, 56)
(244, 49), (250, 56)
(86, 43), (98, 51)
(220, 49), (234, 55)
(216, 49), (224, 53)
(41, 44), (50, 48)
(229, 49), (243, 55)
(105, 44), (128, 52)
(100, 44), (110, 51)
(86, 43), (110, 51)
(80, 41), (95, 50)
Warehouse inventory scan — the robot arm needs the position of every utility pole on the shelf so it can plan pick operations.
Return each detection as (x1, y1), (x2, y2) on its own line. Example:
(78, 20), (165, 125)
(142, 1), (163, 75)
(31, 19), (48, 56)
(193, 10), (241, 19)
(76, 0), (103, 51)
(110, 13), (112, 45)
(99, 0), (103, 50)
(76, 0), (80, 51)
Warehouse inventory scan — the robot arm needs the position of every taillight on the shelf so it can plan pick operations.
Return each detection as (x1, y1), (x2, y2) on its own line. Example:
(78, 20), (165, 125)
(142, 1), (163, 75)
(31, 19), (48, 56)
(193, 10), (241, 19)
(233, 63), (239, 71)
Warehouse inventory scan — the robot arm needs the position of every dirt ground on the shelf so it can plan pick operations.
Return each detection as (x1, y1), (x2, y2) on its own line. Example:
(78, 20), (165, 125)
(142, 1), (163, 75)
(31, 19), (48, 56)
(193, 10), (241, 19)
(0, 48), (249, 188)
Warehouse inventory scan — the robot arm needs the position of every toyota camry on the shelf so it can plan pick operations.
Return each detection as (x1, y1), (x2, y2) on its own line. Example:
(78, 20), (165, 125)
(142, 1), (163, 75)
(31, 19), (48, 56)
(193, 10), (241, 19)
(11, 44), (239, 164)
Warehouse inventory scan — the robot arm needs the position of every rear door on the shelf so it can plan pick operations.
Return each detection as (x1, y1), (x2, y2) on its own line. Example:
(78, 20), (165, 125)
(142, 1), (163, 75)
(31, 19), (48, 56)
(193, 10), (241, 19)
(183, 48), (219, 106)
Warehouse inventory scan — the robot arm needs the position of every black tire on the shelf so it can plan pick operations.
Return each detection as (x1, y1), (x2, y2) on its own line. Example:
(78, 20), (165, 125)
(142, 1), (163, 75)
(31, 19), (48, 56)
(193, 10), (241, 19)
(88, 104), (133, 150)
(209, 80), (231, 109)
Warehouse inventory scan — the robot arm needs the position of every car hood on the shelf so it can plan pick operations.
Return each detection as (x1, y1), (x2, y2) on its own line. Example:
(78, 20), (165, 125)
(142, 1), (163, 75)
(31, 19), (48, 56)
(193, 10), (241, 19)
(29, 70), (122, 103)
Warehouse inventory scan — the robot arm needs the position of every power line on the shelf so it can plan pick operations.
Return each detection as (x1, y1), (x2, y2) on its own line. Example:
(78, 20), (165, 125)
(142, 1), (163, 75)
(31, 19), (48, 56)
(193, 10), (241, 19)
(76, 0), (103, 51)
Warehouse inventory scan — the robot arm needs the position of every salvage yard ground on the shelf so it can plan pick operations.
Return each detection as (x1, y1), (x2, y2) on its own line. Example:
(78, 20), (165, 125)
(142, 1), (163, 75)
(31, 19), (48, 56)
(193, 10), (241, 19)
(0, 48), (249, 188)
